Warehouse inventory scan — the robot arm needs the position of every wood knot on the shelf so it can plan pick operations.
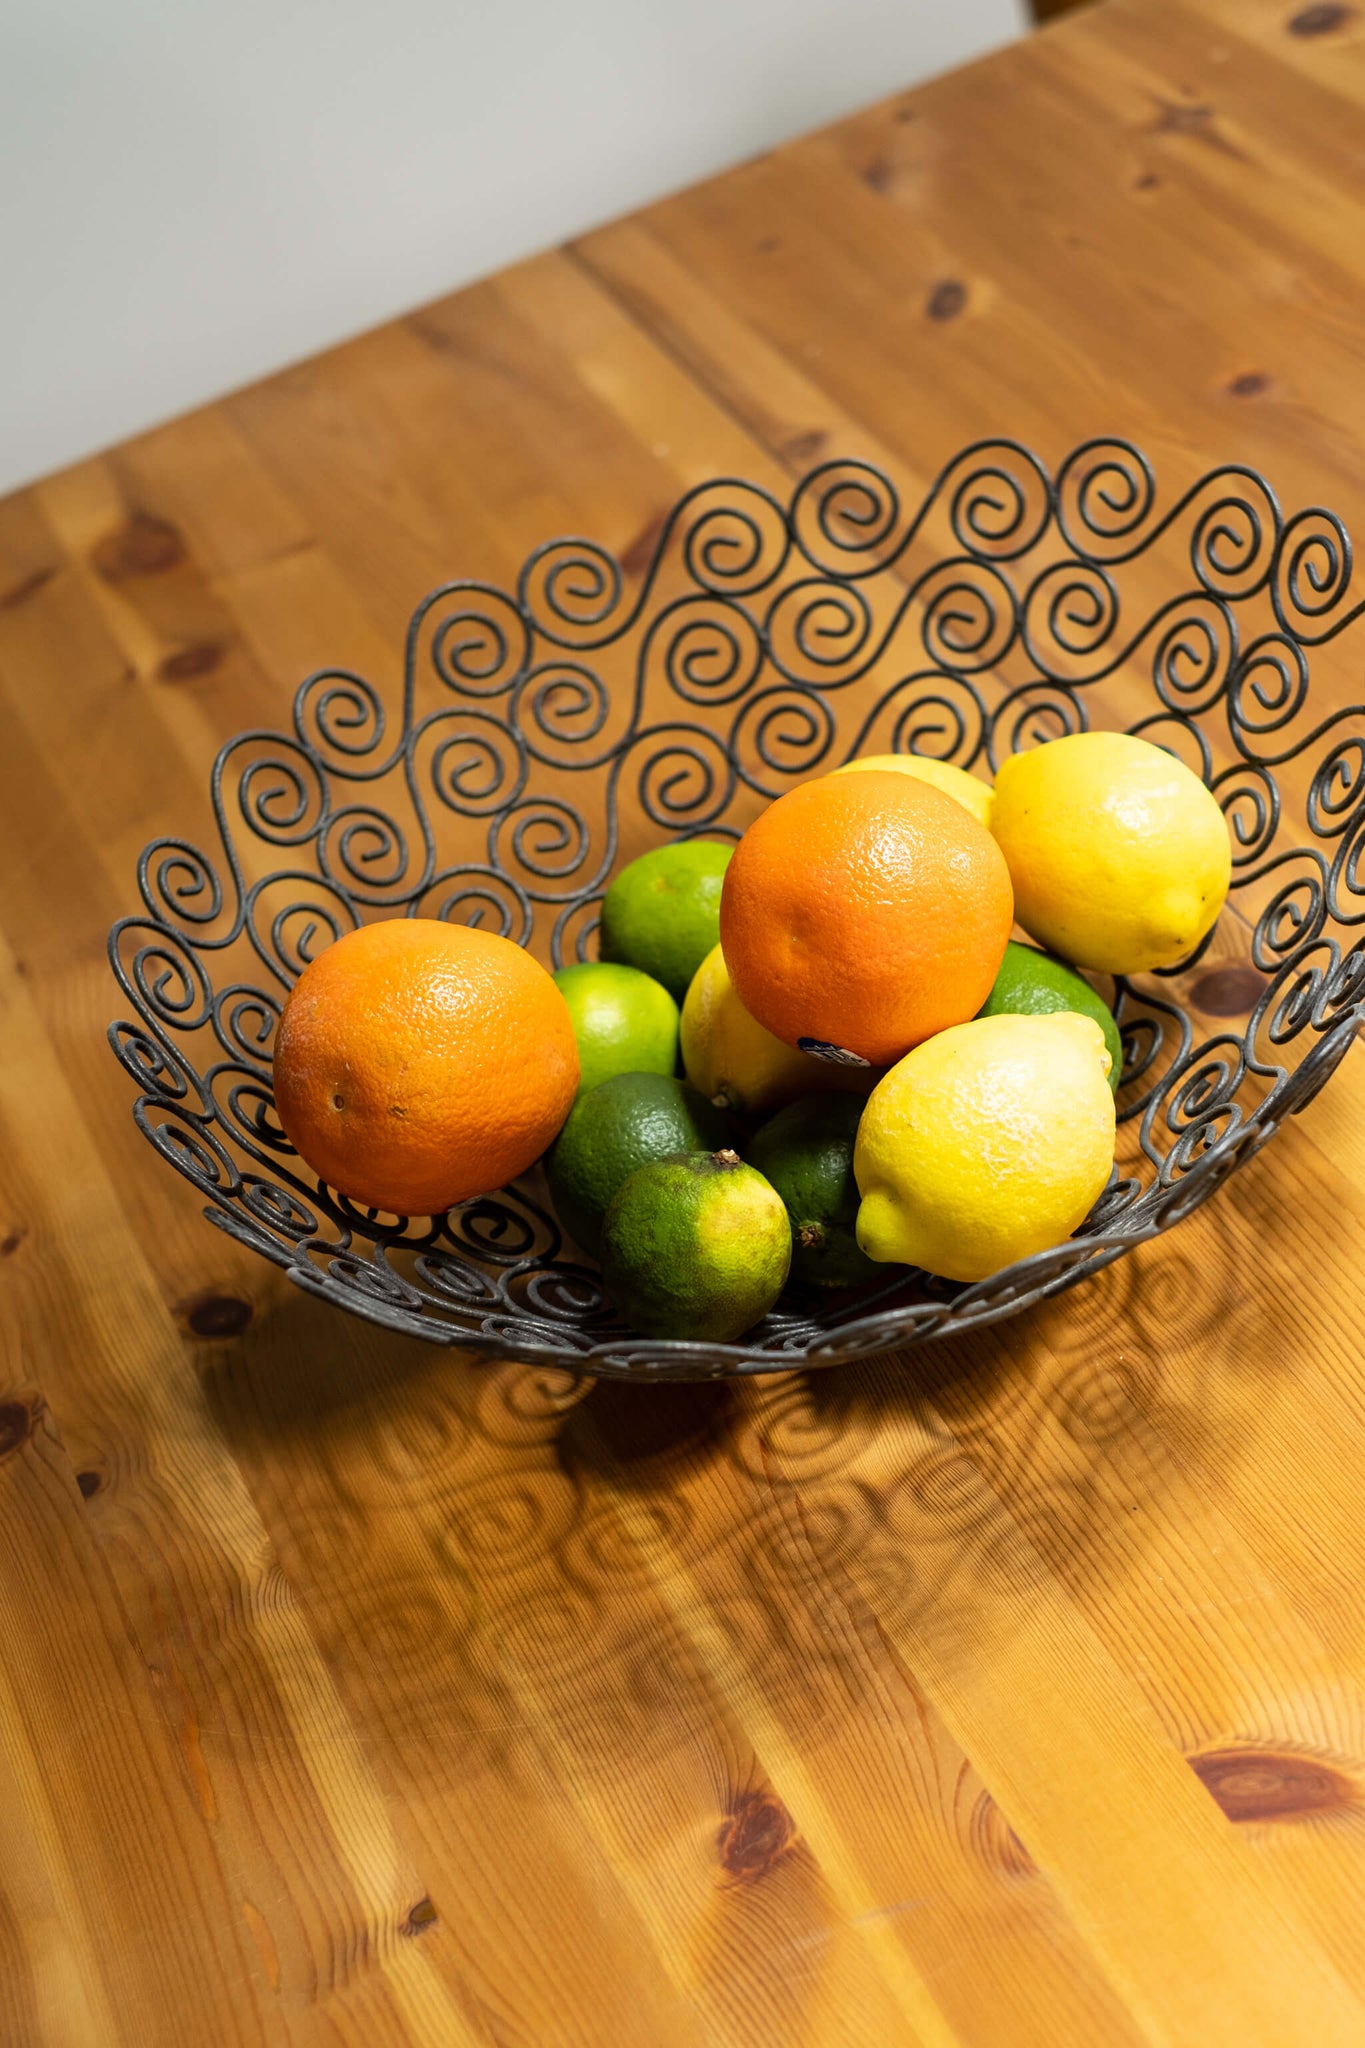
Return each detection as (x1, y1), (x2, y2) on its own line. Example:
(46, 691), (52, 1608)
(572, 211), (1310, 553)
(1288, 3), (1353, 35)
(783, 428), (828, 468)
(401, 1896), (439, 1935)
(926, 279), (968, 322)
(1227, 370), (1270, 398)
(0, 1226), (27, 1258)
(0, 1397), (40, 1458)
(1191, 1747), (1356, 1822)
(717, 1791), (795, 1882)
(0, 565), (55, 610)
(862, 153), (895, 194)
(76, 1469), (103, 1499)
(182, 1293), (254, 1339)
(1148, 96), (1215, 137)
(1191, 965), (1264, 1015)
(91, 512), (186, 582)
(159, 642), (223, 683)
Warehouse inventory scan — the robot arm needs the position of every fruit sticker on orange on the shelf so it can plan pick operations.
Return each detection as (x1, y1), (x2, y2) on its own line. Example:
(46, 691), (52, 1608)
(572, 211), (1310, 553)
(797, 1038), (872, 1067)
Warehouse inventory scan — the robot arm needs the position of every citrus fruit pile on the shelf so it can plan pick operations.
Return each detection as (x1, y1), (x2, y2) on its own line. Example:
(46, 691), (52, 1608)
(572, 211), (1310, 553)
(271, 730), (1232, 1345)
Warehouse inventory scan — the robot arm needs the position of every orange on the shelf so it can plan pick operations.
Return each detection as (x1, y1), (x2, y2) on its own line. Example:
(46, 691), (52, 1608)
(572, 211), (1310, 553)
(719, 770), (1013, 1068)
(273, 918), (578, 1215)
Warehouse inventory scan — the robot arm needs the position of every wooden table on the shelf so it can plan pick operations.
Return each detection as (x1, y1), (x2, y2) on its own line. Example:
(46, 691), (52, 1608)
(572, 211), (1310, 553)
(5, 0), (1365, 2040)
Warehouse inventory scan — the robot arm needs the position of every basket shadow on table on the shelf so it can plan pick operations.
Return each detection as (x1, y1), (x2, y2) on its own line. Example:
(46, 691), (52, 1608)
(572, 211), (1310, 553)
(198, 1166), (1284, 1779)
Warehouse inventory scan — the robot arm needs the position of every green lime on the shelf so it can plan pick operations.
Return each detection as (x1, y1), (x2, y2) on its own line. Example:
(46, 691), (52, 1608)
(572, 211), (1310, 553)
(599, 841), (732, 1003)
(545, 1072), (728, 1258)
(601, 1149), (791, 1342)
(976, 940), (1124, 1093)
(553, 962), (679, 1096)
(746, 1095), (880, 1289)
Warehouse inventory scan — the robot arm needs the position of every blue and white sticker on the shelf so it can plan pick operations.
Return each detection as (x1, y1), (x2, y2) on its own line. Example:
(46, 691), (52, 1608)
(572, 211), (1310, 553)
(797, 1038), (871, 1067)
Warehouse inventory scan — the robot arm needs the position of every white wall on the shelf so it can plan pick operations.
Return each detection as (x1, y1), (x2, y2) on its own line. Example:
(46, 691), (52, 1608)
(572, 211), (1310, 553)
(0, 0), (1024, 497)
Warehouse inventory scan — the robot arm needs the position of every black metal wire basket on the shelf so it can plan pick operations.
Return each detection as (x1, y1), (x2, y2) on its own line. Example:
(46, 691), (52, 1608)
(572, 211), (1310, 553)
(108, 439), (1365, 1379)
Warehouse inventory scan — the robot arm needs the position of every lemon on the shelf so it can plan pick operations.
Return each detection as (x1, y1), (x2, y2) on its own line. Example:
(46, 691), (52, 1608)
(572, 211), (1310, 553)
(991, 732), (1231, 975)
(830, 752), (993, 829)
(681, 943), (877, 1119)
(854, 1012), (1115, 1282)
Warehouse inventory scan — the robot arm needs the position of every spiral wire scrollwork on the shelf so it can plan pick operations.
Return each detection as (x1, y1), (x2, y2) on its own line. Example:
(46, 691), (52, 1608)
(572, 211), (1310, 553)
(108, 439), (1365, 1377)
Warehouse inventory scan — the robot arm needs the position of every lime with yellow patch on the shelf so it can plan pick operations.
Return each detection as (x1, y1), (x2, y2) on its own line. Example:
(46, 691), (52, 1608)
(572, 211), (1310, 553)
(545, 1071), (728, 1257)
(854, 1012), (1116, 1283)
(991, 731), (1231, 975)
(600, 1149), (791, 1341)
(830, 752), (993, 829)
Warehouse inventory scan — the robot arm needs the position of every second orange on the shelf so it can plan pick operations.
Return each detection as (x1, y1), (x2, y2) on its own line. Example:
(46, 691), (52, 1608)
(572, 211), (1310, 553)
(719, 770), (1013, 1068)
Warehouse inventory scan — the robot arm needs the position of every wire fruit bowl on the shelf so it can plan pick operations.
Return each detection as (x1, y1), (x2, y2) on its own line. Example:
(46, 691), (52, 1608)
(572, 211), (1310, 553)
(108, 439), (1365, 1380)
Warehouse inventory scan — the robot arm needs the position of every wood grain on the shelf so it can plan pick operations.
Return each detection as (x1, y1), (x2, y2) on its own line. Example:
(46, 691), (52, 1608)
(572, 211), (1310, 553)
(6, 0), (1365, 2038)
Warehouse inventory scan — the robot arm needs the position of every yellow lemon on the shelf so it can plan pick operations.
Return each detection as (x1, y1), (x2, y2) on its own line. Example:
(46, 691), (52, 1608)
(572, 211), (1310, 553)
(830, 752), (993, 829)
(854, 1012), (1115, 1282)
(991, 731), (1231, 975)
(681, 944), (877, 1118)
